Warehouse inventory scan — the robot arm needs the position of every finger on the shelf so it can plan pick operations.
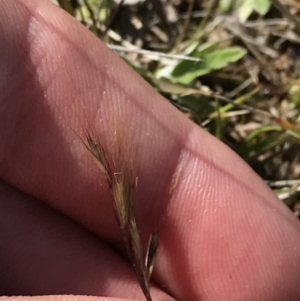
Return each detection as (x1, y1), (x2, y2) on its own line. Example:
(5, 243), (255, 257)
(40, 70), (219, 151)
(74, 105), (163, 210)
(1, 1), (300, 301)
(0, 179), (172, 301)
(156, 140), (300, 301)
(0, 295), (144, 301)
(0, 0), (185, 242)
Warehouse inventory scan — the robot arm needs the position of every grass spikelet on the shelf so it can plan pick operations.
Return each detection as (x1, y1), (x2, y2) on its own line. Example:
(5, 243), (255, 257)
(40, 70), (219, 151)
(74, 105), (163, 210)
(84, 131), (158, 301)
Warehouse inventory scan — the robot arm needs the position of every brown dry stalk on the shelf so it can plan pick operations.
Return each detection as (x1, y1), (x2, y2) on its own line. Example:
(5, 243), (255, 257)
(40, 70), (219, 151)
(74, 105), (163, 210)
(83, 131), (158, 301)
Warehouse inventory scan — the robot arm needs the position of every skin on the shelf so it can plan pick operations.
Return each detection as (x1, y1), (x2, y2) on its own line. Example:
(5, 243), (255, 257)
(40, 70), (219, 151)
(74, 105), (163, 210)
(1, 1), (300, 301)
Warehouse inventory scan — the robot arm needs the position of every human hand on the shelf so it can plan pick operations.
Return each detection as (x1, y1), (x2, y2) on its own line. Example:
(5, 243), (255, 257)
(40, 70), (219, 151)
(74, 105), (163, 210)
(1, 1), (300, 301)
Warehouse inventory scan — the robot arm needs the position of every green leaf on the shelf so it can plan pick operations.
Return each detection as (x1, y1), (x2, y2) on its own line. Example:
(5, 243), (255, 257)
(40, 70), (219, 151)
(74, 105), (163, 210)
(253, 0), (271, 15)
(238, 132), (287, 159)
(218, 0), (234, 12)
(237, 0), (254, 22)
(246, 125), (283, 141)
(171, 47), (246, 84)
(236, 0), (271, 22)
(205, 47), (246, 69)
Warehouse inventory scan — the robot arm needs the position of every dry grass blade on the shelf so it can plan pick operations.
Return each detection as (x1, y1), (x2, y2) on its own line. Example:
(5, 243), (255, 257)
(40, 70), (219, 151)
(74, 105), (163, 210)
(84, 132), (157, 301)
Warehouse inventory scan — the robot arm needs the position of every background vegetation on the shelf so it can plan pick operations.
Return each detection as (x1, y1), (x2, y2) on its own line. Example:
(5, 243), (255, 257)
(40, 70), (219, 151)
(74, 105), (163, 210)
(55, 0), (300, 218)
